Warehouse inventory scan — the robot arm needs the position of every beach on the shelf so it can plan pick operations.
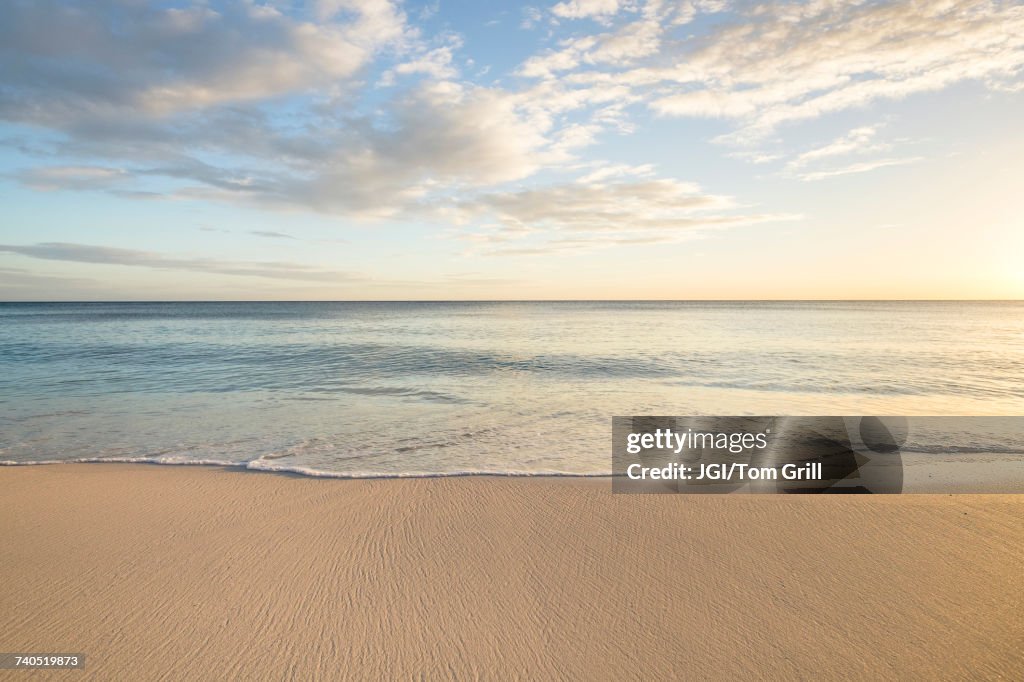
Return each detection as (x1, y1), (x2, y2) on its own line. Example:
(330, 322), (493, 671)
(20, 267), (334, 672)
(1, 465), (1021, 680)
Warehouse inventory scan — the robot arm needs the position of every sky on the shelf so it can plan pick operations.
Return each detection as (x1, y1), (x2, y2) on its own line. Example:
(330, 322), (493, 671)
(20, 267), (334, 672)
(1, 0), (1022, 300)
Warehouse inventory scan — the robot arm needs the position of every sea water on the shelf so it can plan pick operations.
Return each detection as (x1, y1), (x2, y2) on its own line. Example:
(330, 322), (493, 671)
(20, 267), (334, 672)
(2, 301), (1022, 476)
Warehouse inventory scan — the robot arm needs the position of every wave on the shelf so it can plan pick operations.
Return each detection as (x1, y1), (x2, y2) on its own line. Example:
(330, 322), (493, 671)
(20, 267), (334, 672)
(5, 449), (1024, 479)
(0, 456), (613, 479)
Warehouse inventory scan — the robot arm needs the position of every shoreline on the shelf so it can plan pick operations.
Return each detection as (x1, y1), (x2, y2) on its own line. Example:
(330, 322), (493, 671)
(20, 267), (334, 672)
(1, 452), (1023, 492)
(2, 464), (1022, 679)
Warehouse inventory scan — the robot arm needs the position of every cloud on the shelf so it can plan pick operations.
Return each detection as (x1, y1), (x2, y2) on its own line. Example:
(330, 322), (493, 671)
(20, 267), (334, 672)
(3, 0), (1012, 258)
(521, 7), (544, 30)
(728, 150), (783, 165)
(551, 0), (625, 21)
(9, 80), (559, 218)
(588, 19), (661, 62)
(314, 0), (408, 40)
(796, 156), (924, 182)
(463, 179), (727, 231)
(15, 165), (128, 191)
(0, 242), (355, 282)
(533, 1), (1024, 146)
(787, 127), (888, 170)
(519, 44), (590, 79)
(451, 177), (797, 255)
(1, 1), (589, 220)
(517, 19), (661, 78)
(249, 231), (298, 240)
(380, 39), (462, 85)
(251, 82), (555, 216)
(653, 0), (1024, 140)
(0, 1), (411, 123)
(519, 0), (712, 79)
(575, 162), (656, 184)
(0, 266), (98, 292)
(0, 262), (516, 300)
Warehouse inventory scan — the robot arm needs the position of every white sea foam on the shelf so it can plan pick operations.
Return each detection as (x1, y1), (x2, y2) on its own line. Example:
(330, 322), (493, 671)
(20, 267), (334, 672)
(0, 457), (611, 479)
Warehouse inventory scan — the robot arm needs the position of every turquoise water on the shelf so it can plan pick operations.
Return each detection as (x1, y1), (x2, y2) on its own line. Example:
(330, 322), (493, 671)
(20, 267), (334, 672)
(1, 301), (1022, 476)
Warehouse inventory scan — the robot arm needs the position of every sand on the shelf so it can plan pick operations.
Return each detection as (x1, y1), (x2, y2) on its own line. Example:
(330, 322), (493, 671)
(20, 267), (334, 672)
(1, 465), (1022, 680)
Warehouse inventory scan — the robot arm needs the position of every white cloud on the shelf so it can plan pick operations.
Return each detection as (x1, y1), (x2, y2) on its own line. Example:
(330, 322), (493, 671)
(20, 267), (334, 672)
(540, 1), (1024, 146)
(381, 41), (462, 85)
(466, 179), (728, 232)
(201, 82), (559, 217)
(659, 1), (1024, 140)
(727, 150), (782, 165)
(521, 7), (544, 29)
(313, 0), (409, 43)
(551, 0), (626, 21)
(797, 156), (924, 182)
(576, 162), (656, 184)
(451, 177), (797, 255)
(517, 16), (661, 78)
(588, 19), (661, 62)
(518, 40), (594, 78)
(788, 127), (887, 169)
(774, 125), (923, 180)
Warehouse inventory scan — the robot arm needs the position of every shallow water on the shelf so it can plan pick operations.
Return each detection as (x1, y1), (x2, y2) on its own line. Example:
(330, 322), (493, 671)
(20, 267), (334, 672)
(2, 301), (1022, 475)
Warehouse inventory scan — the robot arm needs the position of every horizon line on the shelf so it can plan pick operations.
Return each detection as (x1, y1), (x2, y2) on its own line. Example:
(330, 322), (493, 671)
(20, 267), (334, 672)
(2, 299), (1022, 304)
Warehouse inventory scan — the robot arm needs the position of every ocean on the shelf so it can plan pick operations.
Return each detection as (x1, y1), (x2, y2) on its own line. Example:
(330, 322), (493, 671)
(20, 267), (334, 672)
(1, 301), (1022, 476)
